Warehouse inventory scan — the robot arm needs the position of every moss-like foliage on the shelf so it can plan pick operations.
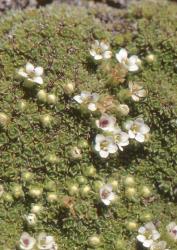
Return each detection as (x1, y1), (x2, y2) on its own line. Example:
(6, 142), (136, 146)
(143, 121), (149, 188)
(0, 1), (176, 249)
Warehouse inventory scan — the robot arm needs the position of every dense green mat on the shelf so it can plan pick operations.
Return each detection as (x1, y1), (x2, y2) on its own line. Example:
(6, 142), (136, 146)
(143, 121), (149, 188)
(0, 1), (176, 249)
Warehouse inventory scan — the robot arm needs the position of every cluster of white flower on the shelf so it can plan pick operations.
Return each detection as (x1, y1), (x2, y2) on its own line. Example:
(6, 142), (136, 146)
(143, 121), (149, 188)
(19, 232), (57, 250)
(89, 41), (140, 72)
(137, 221), (177, 249)
(73, 41), (150, 158)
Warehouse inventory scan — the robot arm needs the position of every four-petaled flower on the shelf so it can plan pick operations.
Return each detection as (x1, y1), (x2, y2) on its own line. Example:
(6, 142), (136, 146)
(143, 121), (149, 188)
(19, 232), (36, 250)
(166, 221), (177, 241)
(128, 82), (146, 102)
(137, 222), (160, 248)
(18, 62), (44, 85)
(150, 241), (169, 250)
(124, 118), (150, 143)
(99, 184), (116, 205)
(37, 232), (58, 250)
(90, 40), (112, 60)
(116, 48), (140, 72)
(95, 113), (116, 132)
(73, 91), (100, 111)
(95, 134), (118, 158)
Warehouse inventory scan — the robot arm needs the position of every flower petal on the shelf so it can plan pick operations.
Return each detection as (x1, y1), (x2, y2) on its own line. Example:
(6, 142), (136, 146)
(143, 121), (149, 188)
(132, 94), (140, 102)
(73, 95), (83, 104)
(108, 144), (118, 154)
(88, 103), (97, 111)
(25, 62), (34, 74)
(95, 134), (105, 143)
(152, 230), (160, 241)
(138, 226), (146, 234)
(100, 41), (109, 51)
(143, 239), (153, 248)
(33, 76), (43, 85)
(135, 133), (145, 142)
(137, 235), (146, 243)
(139, 124), (150, 134)
(103, 50), (112, 59)
(124, 120), (133, 130)
(128, 130), (135, 139)
(94, 54), (103, 60)
(18, 68), (28, 78)
(34, 66), (43, 76)
(100, 150), (109, 158)
(116, 48), (128, 63)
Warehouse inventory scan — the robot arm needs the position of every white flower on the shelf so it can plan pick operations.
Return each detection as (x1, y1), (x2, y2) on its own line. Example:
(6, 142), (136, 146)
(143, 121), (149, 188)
(37, 232), (58, 250)
(124, 118), (150, 143)
(137, 222), (160, 248)
(19, 232), (36, 250)
(116, 48), (140, 72)
(166, 222), (177, 241)
(73, 91), (99, 111)
(99, 184), (116, 206)
(112, 127), (129, 151)
(150, 241), (169, 250)
(90, 40), (112, 60)
(24, 213), (37, 226)
(18, 62), (44, 85)
(128, 82), (146, 102)
(95, 114), (116, 132)
(94, 134), (118, 158)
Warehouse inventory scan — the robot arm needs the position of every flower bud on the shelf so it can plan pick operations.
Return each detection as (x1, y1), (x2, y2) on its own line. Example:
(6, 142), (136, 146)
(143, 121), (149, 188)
(83, 165), (96, 177)
(63, 81), (75, 95)
(40, 114), (52, 127)
(29, 187), (43, 198)
(44, 180), (56, 191)
(80, 185), (91, 197)
(114, 239), (126, 250)
(140, 213), (152, 222)
(46, 153), (59, 164)
(68, 184), (79, 196)
(47, 192), (58, 203)
(47, 94), (57, 105)
(12, 184), (24, 198)
(70, 146), (82, 159)
(141, 186), (151, 198)
(78, 139), (89, 149)
(146, 54), (155, 63)
(24, 213), (37, 226)
(126, 221), (138, 231)
(117, 104), (129, 116)
(37, 89), (47, 103)
(0, 185), (4, 197)
(22, 171), (33, 182)
(18, 100), (27, 111)
(124, 176), (135, 186)
(88, 235), (101, 247)
(93, 181), (104, 192)
(3, 193), (13, 203)
(125, 187), (136, 199)
(136, 58), (142, 67)
(0, 113), (10, 127)
(77, 176), (87, 185)
(109, 179), (118, 190)
(31, 204), (43, 214)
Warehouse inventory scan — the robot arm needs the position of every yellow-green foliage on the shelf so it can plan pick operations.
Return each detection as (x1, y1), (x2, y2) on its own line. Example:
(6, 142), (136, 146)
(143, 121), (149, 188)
(0, 1), (176, 249)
